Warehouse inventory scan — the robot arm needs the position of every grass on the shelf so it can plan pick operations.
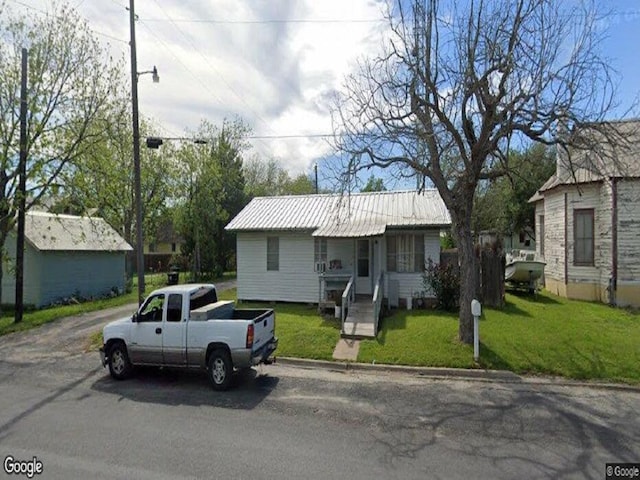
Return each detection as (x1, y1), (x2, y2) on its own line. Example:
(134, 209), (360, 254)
(8, 278), (640, 384)
(359, 291), (640, 383)
(0, 272), (237, 337)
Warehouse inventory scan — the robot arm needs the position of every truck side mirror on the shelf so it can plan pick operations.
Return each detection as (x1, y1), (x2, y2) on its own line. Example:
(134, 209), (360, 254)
(132, 312), (138, 323)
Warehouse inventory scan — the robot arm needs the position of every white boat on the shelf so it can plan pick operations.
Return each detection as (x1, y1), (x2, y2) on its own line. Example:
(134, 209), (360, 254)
(505, 250), (545, 286)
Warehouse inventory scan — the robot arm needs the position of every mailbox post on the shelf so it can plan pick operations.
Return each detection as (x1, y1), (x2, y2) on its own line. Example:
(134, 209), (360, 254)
(471, 299), (482, 362)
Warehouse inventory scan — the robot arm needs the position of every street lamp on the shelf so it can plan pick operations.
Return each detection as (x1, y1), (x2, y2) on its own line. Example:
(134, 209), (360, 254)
(129, 0), (159, 304)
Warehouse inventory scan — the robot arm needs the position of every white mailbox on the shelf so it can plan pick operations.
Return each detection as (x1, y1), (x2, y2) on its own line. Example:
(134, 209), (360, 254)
(471, 299), (482, 317)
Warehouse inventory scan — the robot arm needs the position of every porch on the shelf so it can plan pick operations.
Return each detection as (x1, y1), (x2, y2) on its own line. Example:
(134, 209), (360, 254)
(319, 272), (384, 339)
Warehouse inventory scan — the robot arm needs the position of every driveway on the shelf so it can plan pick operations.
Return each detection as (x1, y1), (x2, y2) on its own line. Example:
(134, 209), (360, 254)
(0, 278), (236, 364)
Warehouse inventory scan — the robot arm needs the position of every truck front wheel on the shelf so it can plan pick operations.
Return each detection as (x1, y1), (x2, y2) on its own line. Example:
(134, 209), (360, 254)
(108, 342), (132, 380)
(208, 350), (232, 391)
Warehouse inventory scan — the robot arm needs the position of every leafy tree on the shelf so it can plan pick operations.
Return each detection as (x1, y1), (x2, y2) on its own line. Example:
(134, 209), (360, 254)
(0, 3), (119, 306)
(361, 175), (387, 192)
(244, 158), (315, 197)
(55, 87), (177, 279)
(174, 118), (250, 277)
(333, 0), (621, 343)
(473, 144), (555, 238)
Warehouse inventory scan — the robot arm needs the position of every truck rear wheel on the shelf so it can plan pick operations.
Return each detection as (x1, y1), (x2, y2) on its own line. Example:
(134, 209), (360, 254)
(208, 350), (232, 391)
(108, 341), (132, 380)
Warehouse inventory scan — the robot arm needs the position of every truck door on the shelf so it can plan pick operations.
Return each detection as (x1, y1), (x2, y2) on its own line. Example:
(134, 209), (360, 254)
(129, 293), (164, 364)
(162, 293), (186, 365)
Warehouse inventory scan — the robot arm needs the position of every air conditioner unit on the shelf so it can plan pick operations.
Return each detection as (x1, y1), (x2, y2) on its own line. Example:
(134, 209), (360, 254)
(315, 262), (326, 273)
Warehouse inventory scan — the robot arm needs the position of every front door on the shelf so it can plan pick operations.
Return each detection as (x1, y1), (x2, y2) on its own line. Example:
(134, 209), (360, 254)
(162, 293), (186, 365)
(129, 293), (164, 364)
(355, 239), (372, 295)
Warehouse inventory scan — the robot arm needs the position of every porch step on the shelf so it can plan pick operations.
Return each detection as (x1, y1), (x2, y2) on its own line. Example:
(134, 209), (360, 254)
(342, 321), (376, 339)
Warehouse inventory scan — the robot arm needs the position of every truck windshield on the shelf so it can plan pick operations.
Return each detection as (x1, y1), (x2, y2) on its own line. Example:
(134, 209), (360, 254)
(190, 287), (218, 310)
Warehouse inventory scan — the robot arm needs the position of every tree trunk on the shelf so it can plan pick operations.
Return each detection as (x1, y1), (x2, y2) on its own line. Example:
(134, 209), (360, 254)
(450, 204), (478, 345)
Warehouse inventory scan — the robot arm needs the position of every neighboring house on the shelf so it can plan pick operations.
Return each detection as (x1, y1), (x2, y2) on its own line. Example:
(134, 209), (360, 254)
(144, 220), (184, 271)
(1, 211), (132, 307)
(529, 119), (640, 307)
(478, 228), (535, 251)
(225, 190), (451, 314)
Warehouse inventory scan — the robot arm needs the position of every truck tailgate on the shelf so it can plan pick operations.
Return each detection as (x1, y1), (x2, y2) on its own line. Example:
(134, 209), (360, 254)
(252, 309), (276, 352)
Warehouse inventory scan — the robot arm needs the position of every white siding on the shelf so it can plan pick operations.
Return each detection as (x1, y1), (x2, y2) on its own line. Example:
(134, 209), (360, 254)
(617, 179), (640, 282)
(542, 190), (567, 283)
(2, 236), (41, 306)
(237, 229), (442, 305)
(535, 203), (544, 259)
(236, 231), (320, 303)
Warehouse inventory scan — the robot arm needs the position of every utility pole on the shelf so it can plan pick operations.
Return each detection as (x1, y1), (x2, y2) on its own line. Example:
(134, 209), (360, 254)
(129, 0), (145, 304)
(314, 163), (318, 194)
(15, 48), (28, 324)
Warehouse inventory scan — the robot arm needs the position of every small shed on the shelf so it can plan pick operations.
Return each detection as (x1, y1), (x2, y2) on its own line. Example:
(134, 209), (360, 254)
(1, 211), (132, 307)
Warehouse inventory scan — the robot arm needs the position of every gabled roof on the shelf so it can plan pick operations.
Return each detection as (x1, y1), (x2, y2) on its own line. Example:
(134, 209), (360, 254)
(225, 190), (451, 238)
(24, 211), (132, 252)
(529, 119), (640, 203)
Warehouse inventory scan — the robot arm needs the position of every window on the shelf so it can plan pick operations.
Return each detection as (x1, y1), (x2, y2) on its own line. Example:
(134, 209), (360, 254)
(314, 238), (327, 263)
(387, 234), (424, 272)
(357, 239), (369, 277)
(267, 237), (279, 271)
(574, 209), (594, 266)
(167, 294), (183, 322)
(148, 242), (156, 253)
(171, 242), (176, 252)
(539, 215), (545, 257)
(138, 294), (164, 322)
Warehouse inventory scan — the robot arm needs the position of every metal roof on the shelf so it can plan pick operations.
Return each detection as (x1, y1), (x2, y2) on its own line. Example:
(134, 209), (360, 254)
(25, 211), (132, 252)
(529, 119), (640, 203)
(226, 190), (451, 237)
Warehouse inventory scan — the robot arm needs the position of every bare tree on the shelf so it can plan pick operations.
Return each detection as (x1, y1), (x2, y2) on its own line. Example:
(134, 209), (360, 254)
(333, 0), (627, 343)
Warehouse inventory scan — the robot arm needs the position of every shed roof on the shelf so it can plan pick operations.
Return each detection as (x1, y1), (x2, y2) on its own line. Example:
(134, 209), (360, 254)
(25, 211), (132, 252)
(226, 190), (451, 238)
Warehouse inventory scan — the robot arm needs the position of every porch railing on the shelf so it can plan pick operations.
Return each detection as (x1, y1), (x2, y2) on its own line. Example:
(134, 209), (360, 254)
(372, 272), (384, 336)
(341, 276), (354, 332)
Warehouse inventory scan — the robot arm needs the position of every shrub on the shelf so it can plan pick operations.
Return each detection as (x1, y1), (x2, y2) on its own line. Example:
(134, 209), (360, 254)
(422, 258), (460, 311)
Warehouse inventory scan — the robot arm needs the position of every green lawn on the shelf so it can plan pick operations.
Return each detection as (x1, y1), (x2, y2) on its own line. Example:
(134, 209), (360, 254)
(225, 290), (340, 360)
(359, 291), (640, 383)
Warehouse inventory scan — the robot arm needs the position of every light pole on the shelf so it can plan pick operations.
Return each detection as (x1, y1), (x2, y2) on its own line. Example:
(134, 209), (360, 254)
(129, 0), (158, 304)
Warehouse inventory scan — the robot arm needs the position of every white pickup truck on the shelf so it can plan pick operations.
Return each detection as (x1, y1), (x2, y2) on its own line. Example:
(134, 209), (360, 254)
(99, 284), (278, 390)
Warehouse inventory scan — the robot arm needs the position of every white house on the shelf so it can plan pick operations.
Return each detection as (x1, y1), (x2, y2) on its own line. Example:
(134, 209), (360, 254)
(225, 190), (451, 320)
(529, 119), (640, 307)
(1, 211), (132, 307)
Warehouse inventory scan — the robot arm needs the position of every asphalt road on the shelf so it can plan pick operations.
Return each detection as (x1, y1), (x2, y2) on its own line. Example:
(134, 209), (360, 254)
(0, 293), (639, 479)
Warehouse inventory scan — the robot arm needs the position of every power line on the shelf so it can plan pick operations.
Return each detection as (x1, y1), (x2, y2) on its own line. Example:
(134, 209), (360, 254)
(140, 17), (385, 25)
(149, 0), (278, 136)
(6, 0), (128, 44)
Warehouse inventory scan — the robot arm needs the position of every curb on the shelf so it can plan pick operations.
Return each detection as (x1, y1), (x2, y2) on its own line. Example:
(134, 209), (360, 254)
(273, 356), (640, 393)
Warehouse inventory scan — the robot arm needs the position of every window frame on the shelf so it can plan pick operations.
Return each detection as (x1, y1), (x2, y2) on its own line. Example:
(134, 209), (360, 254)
(573, 208), (595, 266)
(267, 236), (280, 271)
(314, 238), (327, 264)
(386, 233), (425, 273)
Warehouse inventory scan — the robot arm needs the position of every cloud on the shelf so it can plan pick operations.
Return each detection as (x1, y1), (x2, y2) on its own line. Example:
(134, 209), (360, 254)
(17, 0), (387, 173)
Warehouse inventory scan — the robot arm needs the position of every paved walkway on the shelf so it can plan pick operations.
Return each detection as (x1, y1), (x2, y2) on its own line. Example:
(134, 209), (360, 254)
(332, 338), (360, 361)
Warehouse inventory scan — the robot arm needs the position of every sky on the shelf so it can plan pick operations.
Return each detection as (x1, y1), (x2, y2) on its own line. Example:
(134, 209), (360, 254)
(6, 0), (640, 189)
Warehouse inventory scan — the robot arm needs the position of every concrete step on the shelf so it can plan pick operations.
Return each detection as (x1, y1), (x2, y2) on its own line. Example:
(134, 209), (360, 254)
(342, 321), (376, 339)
